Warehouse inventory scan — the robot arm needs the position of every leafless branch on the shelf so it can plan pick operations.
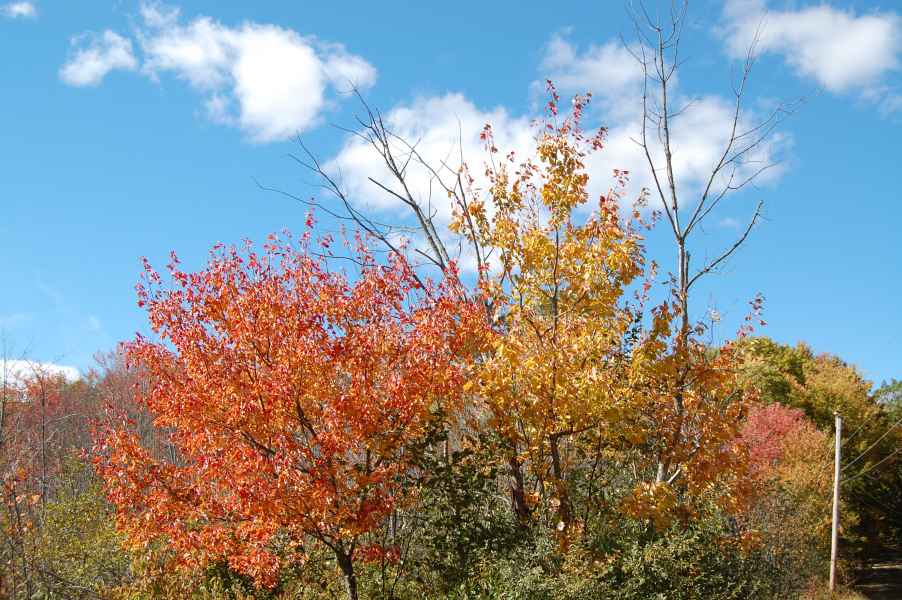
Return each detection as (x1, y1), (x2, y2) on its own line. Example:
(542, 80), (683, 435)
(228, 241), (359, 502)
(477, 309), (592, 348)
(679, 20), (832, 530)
(687, 200), (763, 289)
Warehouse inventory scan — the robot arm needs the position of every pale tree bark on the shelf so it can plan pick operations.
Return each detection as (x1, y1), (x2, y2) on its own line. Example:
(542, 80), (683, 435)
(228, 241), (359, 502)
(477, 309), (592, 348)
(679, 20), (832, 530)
(626, 0), (796, 485)
(257, 91), (493, 309)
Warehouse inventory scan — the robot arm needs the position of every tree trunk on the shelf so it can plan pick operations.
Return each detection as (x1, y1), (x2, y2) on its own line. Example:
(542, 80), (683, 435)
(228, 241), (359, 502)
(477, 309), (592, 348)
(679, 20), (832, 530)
(336, 550), (359, 600)
(549, 436), (572, 531)
(656, 239), (690, 485)
(508, 456), (532, 524)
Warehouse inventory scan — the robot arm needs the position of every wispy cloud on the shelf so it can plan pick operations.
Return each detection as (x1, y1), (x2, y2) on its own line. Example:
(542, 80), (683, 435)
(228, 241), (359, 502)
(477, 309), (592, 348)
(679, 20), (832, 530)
(60, 30), (138, 86)
(1, 1), (36, 19)
(139, 0), (179, 28)
(35, 276), (66, 310)
(86, 315), (102, 332)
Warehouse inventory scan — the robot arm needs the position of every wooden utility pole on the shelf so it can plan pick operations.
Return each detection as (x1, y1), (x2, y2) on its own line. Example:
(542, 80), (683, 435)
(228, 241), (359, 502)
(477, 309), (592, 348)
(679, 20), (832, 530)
(830, 411), (842, 592)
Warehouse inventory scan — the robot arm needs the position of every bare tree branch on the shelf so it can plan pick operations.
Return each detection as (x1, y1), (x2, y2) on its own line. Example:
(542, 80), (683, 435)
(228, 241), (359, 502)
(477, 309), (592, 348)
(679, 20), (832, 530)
(687, 200), (763, 290)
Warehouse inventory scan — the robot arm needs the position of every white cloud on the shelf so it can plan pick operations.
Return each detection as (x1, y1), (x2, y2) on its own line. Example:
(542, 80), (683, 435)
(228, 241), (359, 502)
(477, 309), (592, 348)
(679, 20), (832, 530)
(329, 94), (532, 218)
(59, 30), (138, 87)
(1, 1), (36, 18)
(327, 34), (786, 273)
(139, 0), (179, 29)
(326, 89), (784, 269)
(1, 359), (79, 385)
(575, 100), (782, 220)
(328, 93), (534, 270)
(721, 0), (901, 93)
(62, 2), (378, 142)
(878, 93), (902, 115)
(539, 33), (643, 117)
(140, 17), (377, 142)
(538, 33), (784, 209)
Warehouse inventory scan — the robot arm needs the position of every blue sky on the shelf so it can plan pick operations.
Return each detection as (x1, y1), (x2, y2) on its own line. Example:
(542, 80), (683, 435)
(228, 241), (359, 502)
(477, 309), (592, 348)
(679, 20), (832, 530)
(0, 0), (899, 386)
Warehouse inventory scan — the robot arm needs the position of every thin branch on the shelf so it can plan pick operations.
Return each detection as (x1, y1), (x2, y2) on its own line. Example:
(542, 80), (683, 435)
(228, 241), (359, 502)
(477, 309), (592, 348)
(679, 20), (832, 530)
(687, 200), (763, 289)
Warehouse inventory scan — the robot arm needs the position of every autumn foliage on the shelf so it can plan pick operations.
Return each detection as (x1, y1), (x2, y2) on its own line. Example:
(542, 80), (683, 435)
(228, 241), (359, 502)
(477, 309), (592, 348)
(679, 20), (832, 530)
(451, 90), (752, 535)
(94, 234), (486, 596)
(86, 94), (771, 599)
(4, 91), (898, 600)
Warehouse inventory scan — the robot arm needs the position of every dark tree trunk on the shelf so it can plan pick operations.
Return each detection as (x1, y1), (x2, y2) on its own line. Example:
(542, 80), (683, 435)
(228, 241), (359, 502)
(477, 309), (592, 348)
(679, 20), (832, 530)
(336, 550), (358, 600)
(509, 456), (532, 524)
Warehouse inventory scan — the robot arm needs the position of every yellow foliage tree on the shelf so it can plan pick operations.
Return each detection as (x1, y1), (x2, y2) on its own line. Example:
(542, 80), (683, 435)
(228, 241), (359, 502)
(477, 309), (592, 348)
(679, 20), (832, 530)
(453, 88), (752, 535)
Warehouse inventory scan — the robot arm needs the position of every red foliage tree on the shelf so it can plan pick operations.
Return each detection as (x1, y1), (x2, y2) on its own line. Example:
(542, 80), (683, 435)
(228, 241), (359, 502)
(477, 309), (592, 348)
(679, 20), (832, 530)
(740, 402), (810, 477)
(95, 232), (486, 600)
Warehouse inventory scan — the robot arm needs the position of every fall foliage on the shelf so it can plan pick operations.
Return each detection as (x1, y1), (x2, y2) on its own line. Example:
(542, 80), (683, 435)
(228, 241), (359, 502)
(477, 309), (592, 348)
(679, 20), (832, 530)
(2, 80), (899, 600)
(449, 90), (753, 538)
(94, 234), (486, 599)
